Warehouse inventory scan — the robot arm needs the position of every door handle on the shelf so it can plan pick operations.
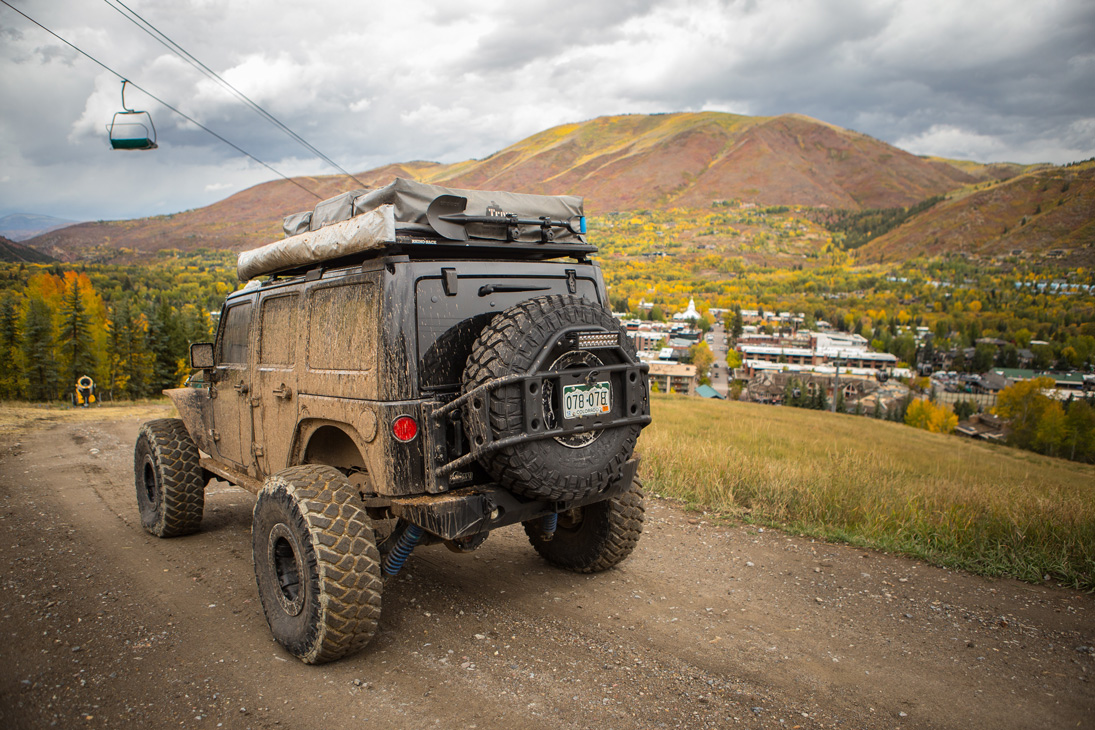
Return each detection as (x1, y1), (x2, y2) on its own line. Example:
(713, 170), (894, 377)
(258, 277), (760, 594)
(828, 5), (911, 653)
(272, 384), (292, 400)
(234, 382), (250, 395)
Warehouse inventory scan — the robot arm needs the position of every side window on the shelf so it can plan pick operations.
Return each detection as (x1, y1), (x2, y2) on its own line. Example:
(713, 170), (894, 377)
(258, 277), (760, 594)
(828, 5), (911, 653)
(307, 283), (377, 371)
(218, 301), (253, 365)
(259, 294), (298, 366)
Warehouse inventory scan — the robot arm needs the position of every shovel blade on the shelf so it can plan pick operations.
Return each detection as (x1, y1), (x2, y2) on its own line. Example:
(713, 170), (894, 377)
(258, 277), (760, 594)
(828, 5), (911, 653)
(427, 195), (470, 241)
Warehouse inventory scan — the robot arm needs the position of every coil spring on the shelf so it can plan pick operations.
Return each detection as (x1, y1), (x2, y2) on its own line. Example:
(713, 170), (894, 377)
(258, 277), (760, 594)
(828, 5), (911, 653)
(381, 524), (425, 576)
(541, 512), (558, 541)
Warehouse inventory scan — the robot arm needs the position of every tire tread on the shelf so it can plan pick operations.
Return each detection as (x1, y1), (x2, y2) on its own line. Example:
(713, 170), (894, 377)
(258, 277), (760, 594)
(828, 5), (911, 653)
(134, 418), (204, 537)
(253, 465), (382, 664)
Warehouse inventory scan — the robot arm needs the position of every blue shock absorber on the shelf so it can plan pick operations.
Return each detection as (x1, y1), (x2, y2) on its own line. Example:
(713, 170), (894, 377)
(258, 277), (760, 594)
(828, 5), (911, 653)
(541, 513), (558, 541)
(382, 524), (426, 576)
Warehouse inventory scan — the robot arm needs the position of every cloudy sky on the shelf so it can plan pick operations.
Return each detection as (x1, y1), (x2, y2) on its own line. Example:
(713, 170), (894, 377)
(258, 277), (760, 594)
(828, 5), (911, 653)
(2, 0), (1093, 223)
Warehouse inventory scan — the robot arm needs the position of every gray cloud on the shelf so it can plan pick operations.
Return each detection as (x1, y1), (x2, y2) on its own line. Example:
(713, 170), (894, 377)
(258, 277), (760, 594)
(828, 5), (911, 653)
(1, 0), (1093, 222)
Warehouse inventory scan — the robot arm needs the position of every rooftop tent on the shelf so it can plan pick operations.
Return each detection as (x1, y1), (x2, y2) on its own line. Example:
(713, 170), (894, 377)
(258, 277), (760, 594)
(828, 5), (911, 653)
(107, 80), (157, 151)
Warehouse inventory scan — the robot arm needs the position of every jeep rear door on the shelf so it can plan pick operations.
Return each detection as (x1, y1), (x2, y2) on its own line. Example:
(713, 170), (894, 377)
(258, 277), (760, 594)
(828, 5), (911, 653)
(251, 290), (301, 476)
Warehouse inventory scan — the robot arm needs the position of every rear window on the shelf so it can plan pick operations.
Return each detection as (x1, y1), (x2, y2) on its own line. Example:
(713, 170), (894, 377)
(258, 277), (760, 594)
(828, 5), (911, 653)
(415, 273), (599, 389)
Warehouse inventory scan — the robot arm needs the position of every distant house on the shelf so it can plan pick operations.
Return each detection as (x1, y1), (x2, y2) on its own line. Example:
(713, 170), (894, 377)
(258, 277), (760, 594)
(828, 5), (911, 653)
(648, 361), (697, 396)
(695, 384), (724, 399)
(744, 370), (909, 414)
(955, 413), (1008, 442)
(991, 368), (1093, 394)
(734, 329), (897, 377)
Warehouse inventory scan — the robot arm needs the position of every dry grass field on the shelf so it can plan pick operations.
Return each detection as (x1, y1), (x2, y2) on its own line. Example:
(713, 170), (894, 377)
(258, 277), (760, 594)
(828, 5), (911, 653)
(639, 393), (1095, 590)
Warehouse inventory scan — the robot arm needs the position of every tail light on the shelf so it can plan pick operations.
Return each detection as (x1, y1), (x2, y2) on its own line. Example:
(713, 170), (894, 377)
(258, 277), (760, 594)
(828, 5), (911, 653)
(392, 415), (418, 442)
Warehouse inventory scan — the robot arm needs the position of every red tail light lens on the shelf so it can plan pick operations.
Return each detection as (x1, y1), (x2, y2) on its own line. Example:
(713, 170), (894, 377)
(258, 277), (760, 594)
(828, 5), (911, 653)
(392, 416), (418, 442)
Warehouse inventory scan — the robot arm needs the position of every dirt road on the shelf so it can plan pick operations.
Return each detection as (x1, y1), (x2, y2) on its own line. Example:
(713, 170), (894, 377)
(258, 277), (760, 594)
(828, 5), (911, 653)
(1, 405), (1091, 729)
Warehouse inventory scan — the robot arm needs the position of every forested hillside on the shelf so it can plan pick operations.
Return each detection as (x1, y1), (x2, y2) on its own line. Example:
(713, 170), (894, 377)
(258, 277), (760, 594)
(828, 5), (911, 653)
(0, 251), (235, 401)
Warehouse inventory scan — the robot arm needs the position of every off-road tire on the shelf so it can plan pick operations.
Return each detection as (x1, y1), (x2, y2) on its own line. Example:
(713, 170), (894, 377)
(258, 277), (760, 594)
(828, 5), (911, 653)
(463, 295), (642, 501)
(523, 478), (645, 573)
(134, 418), (205, 537)
(251, 464), (382, 664)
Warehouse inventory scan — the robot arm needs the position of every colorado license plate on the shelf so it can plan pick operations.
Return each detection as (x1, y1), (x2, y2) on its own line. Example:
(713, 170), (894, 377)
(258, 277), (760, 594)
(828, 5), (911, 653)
(562, 381), (612, 419)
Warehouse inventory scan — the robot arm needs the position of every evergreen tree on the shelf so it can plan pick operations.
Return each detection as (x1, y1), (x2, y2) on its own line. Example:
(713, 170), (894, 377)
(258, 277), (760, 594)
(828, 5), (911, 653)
(730, 306), (744, 340)
(0, 294), (22, 399)
(22, 296), (58, 401)
(147, 299), (178, 392)
(106, 299), (150, 399)
(57, 278), (97, 389)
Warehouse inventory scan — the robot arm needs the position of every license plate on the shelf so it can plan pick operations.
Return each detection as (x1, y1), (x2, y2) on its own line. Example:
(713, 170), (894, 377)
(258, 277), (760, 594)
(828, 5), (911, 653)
(562, 381), (612, 419)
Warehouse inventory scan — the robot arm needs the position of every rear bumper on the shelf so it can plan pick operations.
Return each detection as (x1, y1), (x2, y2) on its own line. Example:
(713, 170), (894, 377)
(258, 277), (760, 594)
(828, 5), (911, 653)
(427, 360), (650, 490)
(388, 457), (640, 540)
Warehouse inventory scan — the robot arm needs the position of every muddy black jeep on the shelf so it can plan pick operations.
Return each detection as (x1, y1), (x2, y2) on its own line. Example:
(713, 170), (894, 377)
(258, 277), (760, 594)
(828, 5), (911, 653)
(134, 178), (651, 664)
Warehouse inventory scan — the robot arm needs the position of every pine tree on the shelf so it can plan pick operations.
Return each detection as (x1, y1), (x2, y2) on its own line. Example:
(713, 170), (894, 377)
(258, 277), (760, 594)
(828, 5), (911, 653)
(58, 278), (97, 389)
(22, 296), (58, 402)
(731, 306), (744, 340)
(147, 299), (178, 392)
(0, 294), (23, 399)
(106, 299), (150, 399)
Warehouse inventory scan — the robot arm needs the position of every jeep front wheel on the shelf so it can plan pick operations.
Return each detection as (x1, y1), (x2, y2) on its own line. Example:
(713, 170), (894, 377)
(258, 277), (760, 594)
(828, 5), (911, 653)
(523, 478), (645, 573)
(134, 418), (205, 537)
(251, 465), (382, 664)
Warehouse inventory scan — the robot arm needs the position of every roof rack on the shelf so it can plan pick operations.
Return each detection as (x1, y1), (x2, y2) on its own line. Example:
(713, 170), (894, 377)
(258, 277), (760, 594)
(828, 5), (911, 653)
(238, 179), (592, 281)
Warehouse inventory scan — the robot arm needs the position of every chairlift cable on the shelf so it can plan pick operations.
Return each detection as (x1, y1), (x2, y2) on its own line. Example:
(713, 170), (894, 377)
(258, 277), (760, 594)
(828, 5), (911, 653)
(0, 0), (323, 200)
(101, 0), (369, 189)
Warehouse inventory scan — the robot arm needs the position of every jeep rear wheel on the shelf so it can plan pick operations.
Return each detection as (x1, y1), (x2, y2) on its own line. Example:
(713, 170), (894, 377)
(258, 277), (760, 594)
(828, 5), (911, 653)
(252, 465), (382, 664)
(462, 295), (643, 501)
(134, 418), (205, 537)
(524, 478), (645, 573)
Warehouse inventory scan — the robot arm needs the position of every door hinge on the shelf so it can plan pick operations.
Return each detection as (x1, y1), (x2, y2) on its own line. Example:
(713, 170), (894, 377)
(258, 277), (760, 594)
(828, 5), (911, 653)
(252, 444), (264, 457)
(208, 429), (220, 442)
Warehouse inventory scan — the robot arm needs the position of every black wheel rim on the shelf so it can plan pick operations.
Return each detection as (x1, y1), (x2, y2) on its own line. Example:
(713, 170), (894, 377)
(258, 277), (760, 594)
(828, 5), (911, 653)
(543, 350), (604, 449)
(269, 524), (305, 616)
(142, 456), (159, 505)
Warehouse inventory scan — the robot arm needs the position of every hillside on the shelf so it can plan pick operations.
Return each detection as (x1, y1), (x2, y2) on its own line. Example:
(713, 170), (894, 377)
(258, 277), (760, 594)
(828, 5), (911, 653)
(425, 113), (988, 212)
(25, 112), (1015, 262)
(858, 160), (1095, 265)
(0, 235), (55, 264)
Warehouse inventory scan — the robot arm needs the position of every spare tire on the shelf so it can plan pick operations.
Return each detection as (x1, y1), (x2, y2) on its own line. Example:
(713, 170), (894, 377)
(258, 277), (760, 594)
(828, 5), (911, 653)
(462, 295), (644, 501)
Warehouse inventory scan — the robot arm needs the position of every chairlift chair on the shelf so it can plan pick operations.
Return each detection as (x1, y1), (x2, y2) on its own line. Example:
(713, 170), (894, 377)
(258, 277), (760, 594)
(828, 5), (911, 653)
(107, 80), (157, 150)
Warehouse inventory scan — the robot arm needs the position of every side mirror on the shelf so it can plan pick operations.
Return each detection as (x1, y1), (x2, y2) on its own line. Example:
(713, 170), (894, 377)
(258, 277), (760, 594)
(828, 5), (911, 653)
(190, 342), (215, 369)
